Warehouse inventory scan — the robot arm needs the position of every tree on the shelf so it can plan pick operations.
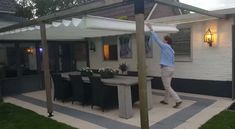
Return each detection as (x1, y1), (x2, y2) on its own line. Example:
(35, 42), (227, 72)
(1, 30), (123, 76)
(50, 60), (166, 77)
(15, 0), (93, 18)
(15, 0), (34, 19)
(31, 0), (86, 17)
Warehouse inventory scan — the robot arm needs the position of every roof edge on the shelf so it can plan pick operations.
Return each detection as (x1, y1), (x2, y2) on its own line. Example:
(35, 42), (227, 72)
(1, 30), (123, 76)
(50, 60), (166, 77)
(0, 11), (15, 14)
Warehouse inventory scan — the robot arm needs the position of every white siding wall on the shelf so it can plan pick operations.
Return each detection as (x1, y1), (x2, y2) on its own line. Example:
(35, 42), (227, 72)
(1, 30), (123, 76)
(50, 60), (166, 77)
(175, 18), (233, 81)
(89, 18), (233, 81)
(89, 33), (168, 76)
(89, 37), (138, 70)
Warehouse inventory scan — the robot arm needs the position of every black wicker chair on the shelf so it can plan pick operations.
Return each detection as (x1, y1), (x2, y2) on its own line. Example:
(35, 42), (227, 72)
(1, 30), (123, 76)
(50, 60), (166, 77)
(89, 76), (118, 111)
(51, 74), (71, 102)
(69, 75), (91, 105)
(131, 84), (139, 104)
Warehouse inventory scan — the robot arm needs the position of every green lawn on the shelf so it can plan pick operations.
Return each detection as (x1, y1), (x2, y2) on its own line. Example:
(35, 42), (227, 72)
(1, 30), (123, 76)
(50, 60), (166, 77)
(200, 110), (235, 129)
(0, 103), (76, 129)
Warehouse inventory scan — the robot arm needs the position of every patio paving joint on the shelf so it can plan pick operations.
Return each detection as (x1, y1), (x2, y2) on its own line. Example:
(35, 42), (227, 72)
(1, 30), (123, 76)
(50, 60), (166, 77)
(11, 91), (216, 129)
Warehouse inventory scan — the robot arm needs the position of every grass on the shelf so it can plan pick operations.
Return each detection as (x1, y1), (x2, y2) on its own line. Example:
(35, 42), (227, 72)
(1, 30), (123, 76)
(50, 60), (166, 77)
(200, 110), (235, 129)
(0, 103), (76, 129)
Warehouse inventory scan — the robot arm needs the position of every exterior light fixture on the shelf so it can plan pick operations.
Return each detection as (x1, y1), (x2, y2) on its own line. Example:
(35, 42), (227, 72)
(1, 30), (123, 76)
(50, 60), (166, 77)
(204, 28), (214, 47)
(39, 47), (43, 53)
(26, 47), (34, 54)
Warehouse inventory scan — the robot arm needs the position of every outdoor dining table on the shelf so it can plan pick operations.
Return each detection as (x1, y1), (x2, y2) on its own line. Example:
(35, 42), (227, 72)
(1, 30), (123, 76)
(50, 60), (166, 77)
(61, 71), (153, 119)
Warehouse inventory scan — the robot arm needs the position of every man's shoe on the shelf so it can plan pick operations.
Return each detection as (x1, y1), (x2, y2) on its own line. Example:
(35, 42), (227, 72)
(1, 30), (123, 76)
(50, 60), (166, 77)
(173, 101), (182, 108)
(160, 100), (168, 105)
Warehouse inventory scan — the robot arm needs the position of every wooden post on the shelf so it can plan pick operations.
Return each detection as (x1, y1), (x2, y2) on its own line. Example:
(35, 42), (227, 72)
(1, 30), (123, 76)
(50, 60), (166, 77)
(40, 23), (53, 117)
(134, 0), (149, 129)
(15, 43), (22, 77)
(35, 43), (42, 73)
(232, 24), (235, 100)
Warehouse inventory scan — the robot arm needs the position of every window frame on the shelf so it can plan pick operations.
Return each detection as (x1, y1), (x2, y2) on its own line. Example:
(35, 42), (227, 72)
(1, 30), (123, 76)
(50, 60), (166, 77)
(172, 24), (193, 62)
(102, 36), (118, 61)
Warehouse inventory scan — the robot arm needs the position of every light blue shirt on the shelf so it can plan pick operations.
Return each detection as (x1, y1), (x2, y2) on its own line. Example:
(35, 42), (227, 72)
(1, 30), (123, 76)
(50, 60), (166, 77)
(150, 31), (175, 67)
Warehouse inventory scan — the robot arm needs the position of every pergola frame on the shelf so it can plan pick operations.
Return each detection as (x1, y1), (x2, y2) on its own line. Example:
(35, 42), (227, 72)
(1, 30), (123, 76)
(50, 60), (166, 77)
(0, 0), (229, 129)
(153, 0), (226, 19)
(0, 0), (226, 33)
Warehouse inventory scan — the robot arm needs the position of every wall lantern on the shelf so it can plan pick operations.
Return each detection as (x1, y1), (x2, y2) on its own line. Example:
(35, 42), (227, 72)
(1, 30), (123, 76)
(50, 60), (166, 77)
(204, 28), (214, 47)
(39, 47), (43, 53)
(26, 47), (34, 55)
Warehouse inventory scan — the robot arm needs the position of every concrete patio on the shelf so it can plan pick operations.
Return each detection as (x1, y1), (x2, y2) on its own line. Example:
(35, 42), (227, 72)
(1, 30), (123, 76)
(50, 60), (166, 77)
(3, 89), (233, 129)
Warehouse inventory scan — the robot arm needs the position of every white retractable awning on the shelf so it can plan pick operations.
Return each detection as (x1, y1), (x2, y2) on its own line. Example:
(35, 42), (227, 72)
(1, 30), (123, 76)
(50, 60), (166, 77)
(148, 13), (218, 25)
(0, 15), (178, 40)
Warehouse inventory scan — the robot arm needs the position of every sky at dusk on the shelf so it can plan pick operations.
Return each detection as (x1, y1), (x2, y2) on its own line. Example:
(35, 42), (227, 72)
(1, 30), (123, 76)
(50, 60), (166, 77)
(180, 0), (235, 10)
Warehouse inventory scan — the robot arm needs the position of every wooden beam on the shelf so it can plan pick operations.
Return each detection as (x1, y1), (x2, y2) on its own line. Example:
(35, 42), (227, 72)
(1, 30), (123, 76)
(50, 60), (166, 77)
(40, 23), (53, 117)
(134, 0), (149, 129)
(35, 43), (42, 73)
(232, 23), (235, 100)
(232, 15), (235, 100)
(154, 0), (226, 19)
(15, 43), (22, 77)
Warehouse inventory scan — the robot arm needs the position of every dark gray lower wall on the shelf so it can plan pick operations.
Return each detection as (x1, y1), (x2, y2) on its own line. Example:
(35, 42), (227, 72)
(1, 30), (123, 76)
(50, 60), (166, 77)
(127, 71), (232, 98)
(1, 74), (44, 96)
(151, 77), (232, 98)
(0, 72), (232, 98)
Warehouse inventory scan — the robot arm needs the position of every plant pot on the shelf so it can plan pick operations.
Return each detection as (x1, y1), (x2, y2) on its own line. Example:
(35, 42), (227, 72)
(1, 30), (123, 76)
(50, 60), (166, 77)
(100, 72), (114, 79)
(81, 71), (93, 77)
(121, 70), (127, 74)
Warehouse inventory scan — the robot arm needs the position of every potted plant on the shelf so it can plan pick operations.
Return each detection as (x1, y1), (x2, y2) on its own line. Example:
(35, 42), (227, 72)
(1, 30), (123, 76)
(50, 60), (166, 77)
(98, 68), (118, 78)
(119, 63), (128, 74)
(80, 67), (93, 77)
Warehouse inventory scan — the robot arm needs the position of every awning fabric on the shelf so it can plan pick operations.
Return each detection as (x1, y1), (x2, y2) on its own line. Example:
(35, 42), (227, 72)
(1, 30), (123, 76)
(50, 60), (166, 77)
(0, 15), (178, 40)
(147, 13), (218, 25)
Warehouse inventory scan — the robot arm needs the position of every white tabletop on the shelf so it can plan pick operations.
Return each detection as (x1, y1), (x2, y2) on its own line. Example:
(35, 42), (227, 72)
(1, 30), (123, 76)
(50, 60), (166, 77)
(61, 71), (152, 86)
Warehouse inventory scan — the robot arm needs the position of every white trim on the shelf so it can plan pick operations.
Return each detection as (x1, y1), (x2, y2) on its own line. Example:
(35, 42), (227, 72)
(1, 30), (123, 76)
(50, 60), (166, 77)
(0, 11), (15, 14)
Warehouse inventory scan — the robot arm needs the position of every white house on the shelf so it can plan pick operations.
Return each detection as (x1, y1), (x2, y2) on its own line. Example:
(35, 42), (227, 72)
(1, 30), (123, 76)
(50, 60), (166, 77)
(0, 0), (234, 98)
(88, 8), (235, 98)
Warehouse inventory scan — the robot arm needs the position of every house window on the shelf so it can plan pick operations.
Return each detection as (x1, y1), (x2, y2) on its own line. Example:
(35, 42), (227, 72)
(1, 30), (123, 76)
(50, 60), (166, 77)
(103, 44), (110, 60)
(102, 36), (118, 61)
(170, 28), (191, 61)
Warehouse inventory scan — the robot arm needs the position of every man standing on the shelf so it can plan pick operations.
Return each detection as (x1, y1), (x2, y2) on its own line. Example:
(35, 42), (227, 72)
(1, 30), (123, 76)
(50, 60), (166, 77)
(146, 23), (182, 108)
